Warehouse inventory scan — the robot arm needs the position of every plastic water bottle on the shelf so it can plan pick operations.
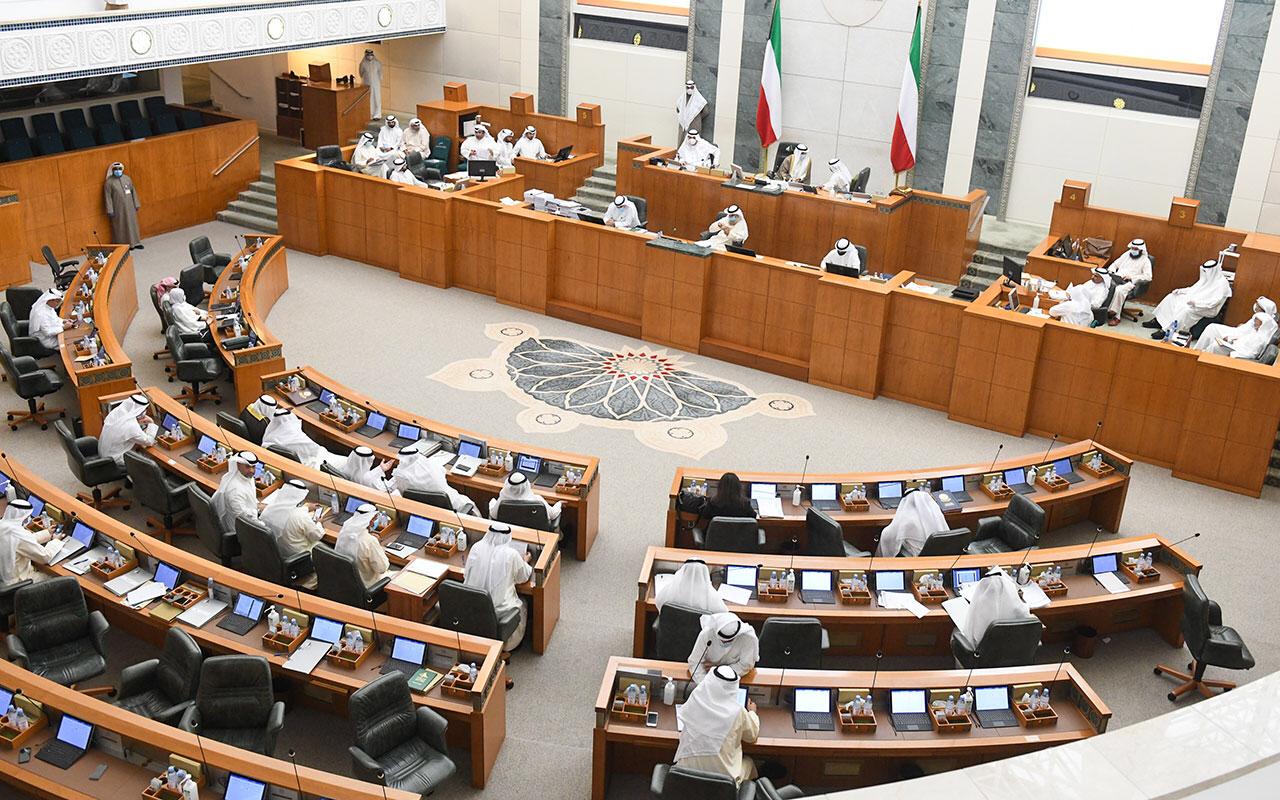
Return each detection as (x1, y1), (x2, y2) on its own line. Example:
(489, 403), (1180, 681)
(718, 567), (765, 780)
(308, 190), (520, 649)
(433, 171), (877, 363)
(791, 484), (802, 507)
(469, 662), (478, 684)
(457, 531), (468, 552)
(663, 677), (675, 706)
(785, 569), (796, 593)
(207, 576), (215, 599)
(14, 707), (26, 731)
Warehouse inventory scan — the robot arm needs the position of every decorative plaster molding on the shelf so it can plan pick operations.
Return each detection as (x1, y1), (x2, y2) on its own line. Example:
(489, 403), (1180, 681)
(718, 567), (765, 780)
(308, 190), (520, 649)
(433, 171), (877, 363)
(0, 0), (444, 88)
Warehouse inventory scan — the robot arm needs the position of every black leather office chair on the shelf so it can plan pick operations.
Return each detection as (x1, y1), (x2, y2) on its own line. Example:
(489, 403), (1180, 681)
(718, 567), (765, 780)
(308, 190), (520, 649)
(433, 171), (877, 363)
(494, 500), (553, 532)
(88, 104), (117, 128)
(143, 96), (169, 118)
(625, 195), (649, 227)
(803, 508), (865, 557)
(166, 326), (223, 407)
(757, 779), (805, 800)
(349, 672), (456, 795)
(178, 265), (207, 308)
(60, 109), (90, 132)
(66, 127), (96, 150)
(917, 527), (975, 557)
(316, 145), (354, 171)
(769, 141), (798, 177)
(96, 124), (124, 146)
(187, 484), (241, 567)
(951, 618), (1042, 668)
(123, 451), (192, 542)
(653, 602), (703, 661)
(0, 118), (28, 142)
(1, 302), (57, 361)
(0, 578), (31, 634)
(405, 151), (432, 182)
(237, 406), (268, 444)
(651, 764), (756, 800)
(54, 420), (129, 510)
(124, 117), (152, 139)
(851, 167), (871, 194)
(854, 244), (868, 269)
(189, 236), (231, 276)
(180, 655), (284, 755)
(402, 488), (454, 512)
(967, 494), (1043, 554)
(437, 580), (518, 689)
(423, 135), (452, 175)
(694, 517), (766, 554)
(1155, 574), (1254, 701)
(153, 113), (180, 135)
(118, 99), (144, 121)
(115, 627), (203, 726)
(266, 443), (300, 462)
(1090, 280), (1119, 328)
(6, 287), (42, 324)
(216, 411), (251, 439)
(1189, 298), (1230, 342)
(29, 113), (58, 138)
(1261, 343), (1279, 366)
(236, 516), (313, 585)
(7, 577), (109, 686)
(314, 544), (390, 610)
(0, 138), (32, 162)
(42, 245), (78, 291)
(179, 109), (205, 130)
(34, 132), (64, 156)
(757, 617), (823, 669)
(1, 345), (64, 431)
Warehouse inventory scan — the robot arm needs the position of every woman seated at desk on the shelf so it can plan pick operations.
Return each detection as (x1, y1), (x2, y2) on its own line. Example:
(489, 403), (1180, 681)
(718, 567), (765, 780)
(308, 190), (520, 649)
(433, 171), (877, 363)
(876, 488), (947, 557)
(696, 472), (757, 529)
(675, 666), (760, 786)
(336, 503), (392, 588)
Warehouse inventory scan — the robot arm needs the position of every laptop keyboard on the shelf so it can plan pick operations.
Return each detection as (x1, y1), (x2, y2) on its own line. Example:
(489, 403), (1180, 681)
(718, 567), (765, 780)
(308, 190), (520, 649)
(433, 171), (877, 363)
(892, 713), (933, 731)
(793, 711), (833, 730)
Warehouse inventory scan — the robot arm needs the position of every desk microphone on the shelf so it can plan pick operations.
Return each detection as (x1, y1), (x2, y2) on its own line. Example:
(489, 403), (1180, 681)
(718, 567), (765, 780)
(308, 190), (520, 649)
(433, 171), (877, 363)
(963, 652), (979, 694)
(375, 771), (391, 800)
(286, 749), (305, 798)
(1049, 646), (1071, 688)
(795, 454), (810, 507)
(1090, 420), (1103, 446)
(868, 650), (883, 695)
(1039, 433), (1059, 466)
(986, 444), (1004, 475)
(91, 230), (102, 245)
(187, 720), (212, 787)
(1164, 532), (1201, 550)
(1081, 527), (1106, 570)
(865, 535), (880, 580)
(126, 530), (159, 573)
(944, 550), (968, 585)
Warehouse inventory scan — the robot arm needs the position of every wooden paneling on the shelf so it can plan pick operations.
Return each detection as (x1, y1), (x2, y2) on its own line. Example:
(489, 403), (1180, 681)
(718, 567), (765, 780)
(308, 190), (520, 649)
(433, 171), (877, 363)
(275, 160), (327, 255)
(880, 285), (964, 410)
(809, 275), (893, 397)
(302, 82), (368, 149)
(0, 187), (27, 289)
(1173, 357), (1280, 494)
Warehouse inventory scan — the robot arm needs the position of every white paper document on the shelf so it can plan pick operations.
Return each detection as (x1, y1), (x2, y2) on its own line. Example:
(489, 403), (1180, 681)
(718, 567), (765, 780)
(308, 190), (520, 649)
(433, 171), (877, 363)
(177, 598), (228, 628)
(405, 558), (449, 579)
(754, 496), (784, 519)
(654, 573), (674, 594)
(125, 581), (167, 608)
(942, 596), (970, 630)
(104, 566), (152, 596)
(65, 546), (107, 575)
(283, 640), (331, 674)
(1020, 581), (1052, 609)
(878, 591), (929, 619)
(717, 583), (752, 606)
(1094, 571), (1130, 594)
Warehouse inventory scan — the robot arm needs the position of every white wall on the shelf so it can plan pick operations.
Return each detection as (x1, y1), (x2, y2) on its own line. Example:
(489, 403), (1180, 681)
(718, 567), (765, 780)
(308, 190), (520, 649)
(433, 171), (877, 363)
(1003, 98), (1198, 226)
(208, 54), (287, 133)
(566, 39), (685, 149)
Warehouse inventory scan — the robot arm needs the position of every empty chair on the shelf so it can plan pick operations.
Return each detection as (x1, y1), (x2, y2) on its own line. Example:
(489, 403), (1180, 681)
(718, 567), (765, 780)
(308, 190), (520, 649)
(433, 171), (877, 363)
(235, 516), (313, 585)
(65, 127), (96, 150)
(625, 195), (649, 226)
(123, 117), (151, 139)
(0, 577), (31, 634)
(89, 104), (117, 128)
(5, 286), (42, 326)
(60, 109), (89, 131)
(95, 124), (124, 145)
(166, 327), (223, 407)
(122, 450), (192, 542)
(42, 245), (78, 291)
(0, 118), (28, 141)
(968, 494), (1044, 554)
(401, 488), (453, 511)
(422, 134), (452, 174)
(29, 113), (58, 137)
(117, 99), (144, 120)
(7, 577), (109, 686)
(152, 114), (179, 135)
(114, 627), (203, 725)
(180, 655), (284, 755)
(650, 764), (756, 800)
(316, 145), (354, 171)
(53, 420), (129, 510)
(0, 138), (32, 162)
(179, 109), (204, 130)
(2, 302), (58, 360)
(179, 265), (207, 307)
(187, 484), (241, 566)
(494, 500), (553, 532)
(348, 672), (456, 796)
(851, 166), (871, 193)
(1, 344), (64, 431)
(437, 579), (518, 689)
(215, 411), (251, 439)
(143, 96), (169, 118)
(314, 544), (389, 610)
(802, 508), (865, 557)
(757, 617), (823, 669)
(917, 527), (975, 556)
(951, 617), (1042, 668)
(758, 779), (805, 800)
(694, 517), (766, 554)
(406, 150), (432, 182)
(189, 236), (231, 275)
(1155, 574), (1255, 701)
(654, 602), (703, 661)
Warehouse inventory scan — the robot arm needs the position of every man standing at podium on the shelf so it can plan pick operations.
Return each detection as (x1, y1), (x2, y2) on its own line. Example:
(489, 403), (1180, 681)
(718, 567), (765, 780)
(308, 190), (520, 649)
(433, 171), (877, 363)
(359, 49), (383, 119)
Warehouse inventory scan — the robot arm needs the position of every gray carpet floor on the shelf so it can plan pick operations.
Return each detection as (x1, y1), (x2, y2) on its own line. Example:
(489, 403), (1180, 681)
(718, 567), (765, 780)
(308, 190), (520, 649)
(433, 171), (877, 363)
(1, 220), (1275, 799)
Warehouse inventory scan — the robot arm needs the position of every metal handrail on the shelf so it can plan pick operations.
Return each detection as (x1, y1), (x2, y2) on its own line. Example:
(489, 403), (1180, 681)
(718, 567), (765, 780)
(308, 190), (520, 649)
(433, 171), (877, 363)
(209, 68), (251, 100)
(342, 87), (371, 116)
(212, 135), (259, 177)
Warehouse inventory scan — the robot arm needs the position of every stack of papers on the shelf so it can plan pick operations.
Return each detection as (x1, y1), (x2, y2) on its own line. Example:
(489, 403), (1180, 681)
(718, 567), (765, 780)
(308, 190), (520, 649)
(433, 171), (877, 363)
(1095, 572), (1130, 594)
(104, 566), (152, 596)
(878, 591), (929, 619)
(283, 640), (330, 674)
(125, 581), (167, 608)
(751, 486), (783, 519)
(390, 559), (449, 595)
(717, 583), (752, 606)
(65, 547), (107, 575)
(176, 598), (228, 628)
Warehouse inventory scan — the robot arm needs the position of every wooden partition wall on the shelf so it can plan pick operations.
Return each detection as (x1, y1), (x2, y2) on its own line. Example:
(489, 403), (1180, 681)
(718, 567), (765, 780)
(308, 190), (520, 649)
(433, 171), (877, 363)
(0, 186), (25, 289)
(0, 110), (258, 262)
(58, 245), (135, 435)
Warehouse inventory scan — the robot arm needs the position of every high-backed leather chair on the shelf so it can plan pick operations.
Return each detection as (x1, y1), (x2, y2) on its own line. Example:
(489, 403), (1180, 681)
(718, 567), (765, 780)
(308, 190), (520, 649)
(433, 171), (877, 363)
(694, 517), (766, 554)
(166, 326), (223, 407)
(123, 116), (152, 139)
(123, 451), (192, 542)
(178, 265), (207, 308)
(1155, 574), (1254, 701)
(758, 779), (805, 800)
(437, 580), (518, 688)
(316, 145), (354, 171)
(236, 516), (313, 585)
(115, 627), (203, 725)
(918, 527), (975, 556)
(54, 420), (129, 510)
(187, 484), (241, 566)
(188, 236), (230, 276)
(402, 488), (453, 511)
(60, 109), (89, 132)
(0, 577), (32, 633)
(7, 577), (109, 686)
(1, 302), (55, 360)
(406, 151), (432, 182)
(651, 764), (756, 800)
(851, 166), (871, 193)
(95, 124), (124, 145)
(1, 344), (64, 431)
(494, 500), (553, 532)
(33, 132), (64, 156)
(757, 617), (823, 670)
(967, 494), (1043, 554)
(0, 118), (27, 141)
(5, 287), (42, 323)
(625, 195), (648, 227)
(66, 127), (96, 150)
(215, 411), (251, 439)
(314, 544), (389, 610)
(29, 113), (58, 138)
(180, 109), (205, 130)
(769, 141), (798, 176)
(348, 673), (456, 795)
(88, 103), (116, 128)
(653, 602), (703, 661)
(41, 246), (78, 291)
(802, 508), (865, 557)
(951, 617), (1042, 668)
(180, 655), (284, 755)
(422, 135), (452, 175)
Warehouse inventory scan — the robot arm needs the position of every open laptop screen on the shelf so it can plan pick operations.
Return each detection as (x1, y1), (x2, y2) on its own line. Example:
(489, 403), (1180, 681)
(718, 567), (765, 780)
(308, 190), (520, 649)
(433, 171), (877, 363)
(225, 774), (267, 800)
(794, 688), (829, 713)
(1003, 467), (1027, 487)
(810, 484), (837, 502)
(890, 689), (926, 714)
(876, 482), (902, 500)
(974, 685), (1010, 711)
(406, 515), (436, 537)
(154, 562), (181, 591)
(233, 594), (264, 620)
(516, 454), (542, 473)
(391, 637), (427, 666)
(874, 571), (906, 592)
(457, 439), (483, 459)
(310, 617), (343, 644)
(69, 521), (95, 548)
(1092, 553), (1118, 574)
(364, 412), (387, 432)
(1053, 457), (1072, 475)
(56, 715), (93, 749)
(941, 475), (965, 493)
(952, 567), (981, 591)
(800, 570), (831, 592)
(725, 565), (757, 589)
(397, 423), (421, 441)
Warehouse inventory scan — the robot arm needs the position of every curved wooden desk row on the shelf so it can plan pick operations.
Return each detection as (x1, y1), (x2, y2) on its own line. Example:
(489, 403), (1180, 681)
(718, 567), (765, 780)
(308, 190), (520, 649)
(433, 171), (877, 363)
(136, 387), (562, 656)
(632, 535), (1198, 659)
(665, 440), (1132, 551)
(57, 245), (137, 436)
(208, 236), (288, 412)
(591, 656), (1110, 800)
(0, 453), (507, 788)
(0, 659), (416, 800)
(262, 365), (602, 561)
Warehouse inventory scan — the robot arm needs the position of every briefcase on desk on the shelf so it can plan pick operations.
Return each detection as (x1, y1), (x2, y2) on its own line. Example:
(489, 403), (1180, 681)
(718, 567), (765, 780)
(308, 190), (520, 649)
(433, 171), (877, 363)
(1082, 237), (1112, 259)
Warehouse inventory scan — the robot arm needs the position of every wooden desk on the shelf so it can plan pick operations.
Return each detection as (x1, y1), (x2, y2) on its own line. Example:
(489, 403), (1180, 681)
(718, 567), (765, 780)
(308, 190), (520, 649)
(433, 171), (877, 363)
(302, 81), (371, 150)
(263, 366), (601, 561)
(137, 387), (562, 655)
(58, 245), (136, 436)
(0, 660), (416, 800)
(592, 657), (1110, 800)
(0, 185), (26, 290)
(666, 440), (1131, 551)
(632, 535), (1197, 659)
(208, 236), (288, 411)
(0, 453), (508, 789)
(513, 152), (600, 202)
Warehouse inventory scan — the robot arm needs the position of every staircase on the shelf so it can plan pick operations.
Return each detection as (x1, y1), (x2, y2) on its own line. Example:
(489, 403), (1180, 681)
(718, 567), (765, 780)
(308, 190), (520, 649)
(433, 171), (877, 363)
(959, 216), (1049, 293)
(216, 172), (277, 234)
(571, 158), (617, 212)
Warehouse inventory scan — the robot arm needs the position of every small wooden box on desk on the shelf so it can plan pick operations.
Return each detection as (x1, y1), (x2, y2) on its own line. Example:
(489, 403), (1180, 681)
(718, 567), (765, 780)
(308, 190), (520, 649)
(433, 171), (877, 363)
(928, 689), (972, 733)
(836, 689), (875, 733)
(326, 624), (374, 670)
(0, 696), (46, 750)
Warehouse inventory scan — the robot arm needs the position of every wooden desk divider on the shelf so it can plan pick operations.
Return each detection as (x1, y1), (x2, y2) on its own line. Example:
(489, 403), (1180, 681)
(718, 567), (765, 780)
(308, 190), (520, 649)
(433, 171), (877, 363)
(58, 245), (136, 436)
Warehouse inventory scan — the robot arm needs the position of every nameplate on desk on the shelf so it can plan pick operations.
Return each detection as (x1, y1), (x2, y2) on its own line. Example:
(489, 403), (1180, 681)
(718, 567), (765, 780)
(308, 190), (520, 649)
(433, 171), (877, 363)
(645, 237), (712, 258)
(720, 180), (784, 196)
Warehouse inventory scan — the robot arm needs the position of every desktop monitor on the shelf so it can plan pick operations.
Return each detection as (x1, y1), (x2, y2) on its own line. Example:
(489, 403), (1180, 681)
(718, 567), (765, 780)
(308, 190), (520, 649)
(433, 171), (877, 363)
(310, 616), (343, 643)
(1091, 553), (1118, 574)
(810, 484), (837, 503)
(1002, 256), (1023, 285)
(224, 774), (267, 800)
(69, 521), (95, 548)
(516, 454), (542, 474)
(154, 562), (181, 591)
(457, 437), (485, 459)
(874, 571), (906, 592)
(406, 515), (436, 537)
(794, 688), (831, 714)
(390, 637), (427, 666)
(974, 685), (1010, 712)
(952, 567), (982, 592)
(1003, 467), (1027, 487)
(725, 565), (757, 589)
(941, 475), (966, 493)
(890, 689), (926, 715)
(876, 482), (903, 502)
(397, 423), (421, 441)
(800, 570), (832, 592)
(364, 412), (387, 432)
(468, 159), (498, 179)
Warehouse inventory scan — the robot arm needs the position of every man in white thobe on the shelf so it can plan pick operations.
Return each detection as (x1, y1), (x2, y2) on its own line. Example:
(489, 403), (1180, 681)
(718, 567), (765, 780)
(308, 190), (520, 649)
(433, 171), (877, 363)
(460, 124), (500, 162)
(376, 115), (403, 154)
(259, 479), (324, 558)
(604, 196), (641, 230)
(1194, 297), (1278, 359)
(1148, 260), (1233, 340)
(677, 130), (720, 170)
(387, 156), (427, 187)
(676, 80), (708, 139)
(27, 289), (69, 350)
(340, 446), (394, 491)
(262, 408), (339, 470)
(489, 471), (561, 528)
(0, 500), (63, 585)
(512, 126), (548, 161)
(688, 612), (759, 684)
(822, 158), (853, 196)
(655, 559), (727, 615)
(955, 567), (1035, 650)
(358, 49), (383, 119)
(776, 143), (812, 184)
(675, 666), (759, 785)
(401, 118), (431, 155)
(876, 488), (948, 557)
(463, 522), (532, 650)
(98, 394), (158, 467)
(1048, 268), (1110, 327)
(392, 443), (480, 517)
(352, 132), (386, 177)
(821, 238), (861, 275)
(701, 205), (748, 251)
(211, 452), (260, 533)
(1102, 239), (1153, 323)
(494, 129), (516, 169)
(165, 288), (208, 336)
(335, 503), (391, 588)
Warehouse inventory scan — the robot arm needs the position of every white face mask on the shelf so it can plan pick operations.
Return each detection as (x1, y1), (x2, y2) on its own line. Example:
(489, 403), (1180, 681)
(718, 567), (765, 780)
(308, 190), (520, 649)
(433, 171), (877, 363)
(112, 169), (123, 176)
(1130, 248), (1141, 256)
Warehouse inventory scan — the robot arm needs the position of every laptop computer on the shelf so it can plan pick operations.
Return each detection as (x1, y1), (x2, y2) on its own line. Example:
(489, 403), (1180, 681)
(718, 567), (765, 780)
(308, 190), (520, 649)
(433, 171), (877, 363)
(951, 567), (982, 594)
(515, 453), (542, 480)
(183, 433), (218, 464)
(792, 687), (834, 731)
(723, 565), (757, 598)
(217, 593), (266, 636)
(389, 422), (422, 450)
(333, 495), (366, 525)
(451, 438), (485, 476)
(50, 520), (96, 565)
(396, 515), (436, 550)
(973, 685), (1019, 728)
(1052, 457), (1083, 484)
(876, 481), (904, 510)
(798, 570), (835, 604)
(1003, 467), (1037, 495)
(938, 474), (973, 504)
(24, 494), (45, 519)
(748, 482), (776, 514)
(283, 616), (345, 674)
(224, 774), (267, 800)
(889, 689), (932, 732)
(358, 411), (388, 439)
(35, 713), (94, 769)
(552, 145), (573, 163)
(159, 413), (180, 436)
(809, 483), (842, 511)
(381, 636), (428, 676)
(308, 388), (337, 414)
(874, 570), (906, 594)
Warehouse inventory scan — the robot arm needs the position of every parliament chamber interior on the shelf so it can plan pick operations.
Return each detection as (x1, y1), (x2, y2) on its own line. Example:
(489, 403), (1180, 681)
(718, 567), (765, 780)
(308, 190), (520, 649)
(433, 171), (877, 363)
(1, 0), (1278, 798)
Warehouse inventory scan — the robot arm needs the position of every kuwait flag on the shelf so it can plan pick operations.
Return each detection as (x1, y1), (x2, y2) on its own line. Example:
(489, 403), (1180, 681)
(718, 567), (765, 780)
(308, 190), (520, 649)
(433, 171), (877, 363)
(756, 1), (783, 149)
(891, 4), (923, 173)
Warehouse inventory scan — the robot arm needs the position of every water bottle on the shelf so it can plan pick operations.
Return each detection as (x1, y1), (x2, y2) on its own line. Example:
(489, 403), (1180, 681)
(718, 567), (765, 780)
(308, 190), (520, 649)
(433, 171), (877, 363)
(638, 684), (648, 706)
(14, 707), (26, 731)
(785, 569), (796, 593)
(167, 766), (178, 789)
(663, 677), (675, 706)
(791, 484), (802, 507)
(469, 662), (478, 684)
(457, 531), (468, 552)
(1041, 687), (1050, 709)
(207, 576), (215, 599)
(503, 452), (514, 472)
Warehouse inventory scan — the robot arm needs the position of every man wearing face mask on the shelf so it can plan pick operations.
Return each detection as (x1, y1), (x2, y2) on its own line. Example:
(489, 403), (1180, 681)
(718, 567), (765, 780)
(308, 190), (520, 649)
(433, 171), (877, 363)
(677, 130), (720, 170)
(676, 80), (708, 140)
(1102, 239), (1153, 325)
(1146, 259), (1232, 340)
(358, 49), (383, 119)
(104, 161), (142, 249)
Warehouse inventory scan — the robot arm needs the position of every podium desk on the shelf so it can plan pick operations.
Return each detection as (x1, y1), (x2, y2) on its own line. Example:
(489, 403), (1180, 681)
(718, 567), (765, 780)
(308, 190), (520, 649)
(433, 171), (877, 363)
(58, 244), (136, 436)
(302, 80), (371, 150)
